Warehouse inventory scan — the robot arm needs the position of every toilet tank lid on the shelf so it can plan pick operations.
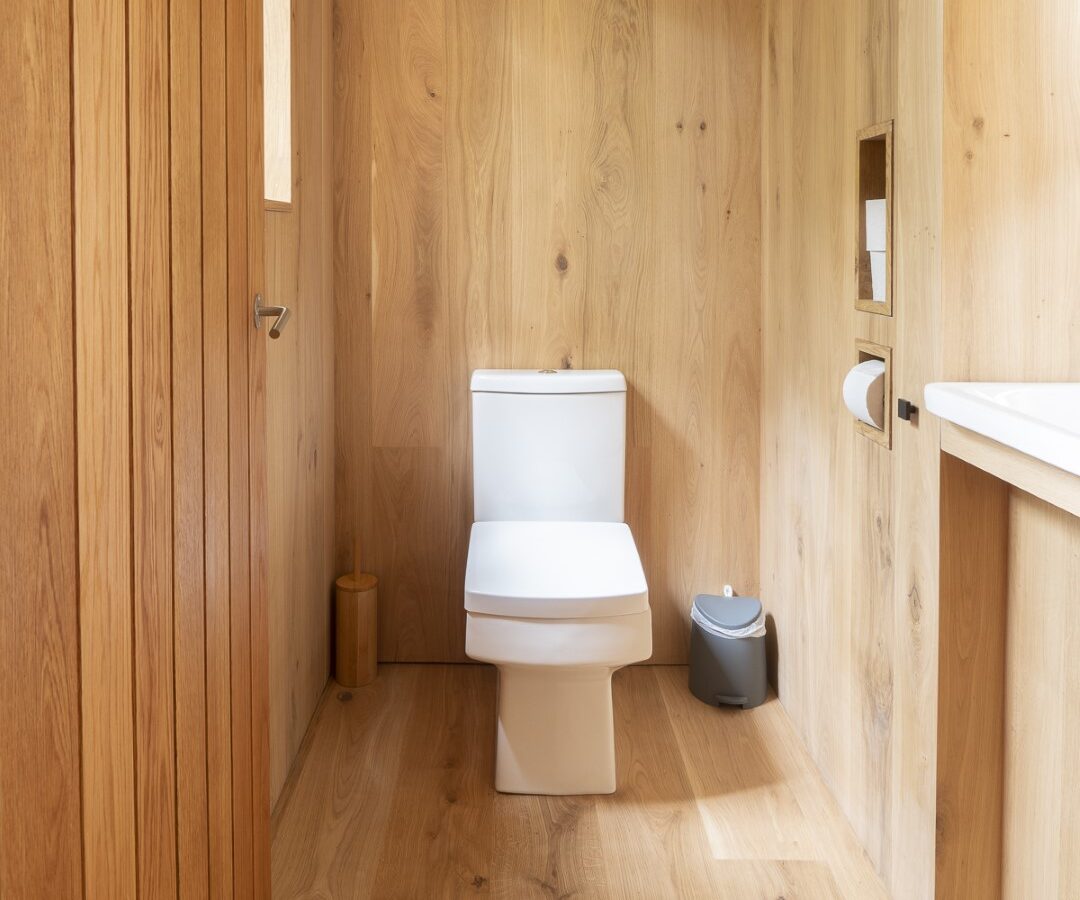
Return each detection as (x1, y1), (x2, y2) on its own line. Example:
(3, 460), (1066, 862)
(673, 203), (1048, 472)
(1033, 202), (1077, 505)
(471, 369), (626, 394)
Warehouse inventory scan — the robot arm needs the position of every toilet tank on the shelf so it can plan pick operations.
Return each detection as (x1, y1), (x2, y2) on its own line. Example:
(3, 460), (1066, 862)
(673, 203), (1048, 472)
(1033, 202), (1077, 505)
(471, 369), (626, 522)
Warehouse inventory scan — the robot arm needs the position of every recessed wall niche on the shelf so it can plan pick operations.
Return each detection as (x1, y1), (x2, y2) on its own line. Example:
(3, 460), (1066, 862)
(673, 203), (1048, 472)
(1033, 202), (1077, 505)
(855, 120), (893, 316)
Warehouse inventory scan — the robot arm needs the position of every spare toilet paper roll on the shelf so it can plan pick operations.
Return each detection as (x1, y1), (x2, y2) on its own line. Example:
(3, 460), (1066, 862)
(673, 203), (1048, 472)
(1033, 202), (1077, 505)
(843, 359), (886, 429)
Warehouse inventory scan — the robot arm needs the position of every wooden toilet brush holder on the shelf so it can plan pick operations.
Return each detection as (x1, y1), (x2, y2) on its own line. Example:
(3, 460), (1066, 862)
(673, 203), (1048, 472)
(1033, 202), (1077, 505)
(335, 538), (378, 687)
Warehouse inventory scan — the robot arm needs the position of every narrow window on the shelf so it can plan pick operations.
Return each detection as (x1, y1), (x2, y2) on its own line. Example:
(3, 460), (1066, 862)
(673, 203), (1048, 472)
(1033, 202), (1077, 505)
(263, 0), (291, 206)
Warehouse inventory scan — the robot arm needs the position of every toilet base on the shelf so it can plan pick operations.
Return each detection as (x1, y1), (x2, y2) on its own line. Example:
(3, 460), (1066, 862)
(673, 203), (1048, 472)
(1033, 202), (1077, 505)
(495, 664), (617, 795)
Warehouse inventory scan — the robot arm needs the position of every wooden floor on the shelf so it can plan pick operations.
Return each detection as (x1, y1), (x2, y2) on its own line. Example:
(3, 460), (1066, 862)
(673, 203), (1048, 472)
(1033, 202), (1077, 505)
(271, 665), (888, 899)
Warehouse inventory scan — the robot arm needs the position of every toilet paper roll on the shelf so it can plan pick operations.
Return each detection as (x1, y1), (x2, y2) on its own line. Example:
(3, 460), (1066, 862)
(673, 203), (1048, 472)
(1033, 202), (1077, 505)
(843, 359), (886, 429)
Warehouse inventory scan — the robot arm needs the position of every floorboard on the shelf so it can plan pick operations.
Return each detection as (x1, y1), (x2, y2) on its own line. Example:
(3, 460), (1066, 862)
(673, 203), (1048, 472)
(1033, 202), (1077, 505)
(272, 665), (887, 899)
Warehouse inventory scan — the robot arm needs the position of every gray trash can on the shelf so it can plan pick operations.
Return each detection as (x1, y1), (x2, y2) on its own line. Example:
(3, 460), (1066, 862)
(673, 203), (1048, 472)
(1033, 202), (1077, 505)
(688, 590), (767, 709)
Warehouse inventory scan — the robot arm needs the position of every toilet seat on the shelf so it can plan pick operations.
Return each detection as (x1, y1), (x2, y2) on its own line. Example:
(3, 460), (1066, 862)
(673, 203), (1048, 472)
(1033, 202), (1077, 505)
(465, 521), (647, 619)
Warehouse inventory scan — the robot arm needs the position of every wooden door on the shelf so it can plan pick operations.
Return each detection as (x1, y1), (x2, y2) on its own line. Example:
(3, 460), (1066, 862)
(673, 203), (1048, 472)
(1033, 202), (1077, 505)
(1, 0), (269, 896)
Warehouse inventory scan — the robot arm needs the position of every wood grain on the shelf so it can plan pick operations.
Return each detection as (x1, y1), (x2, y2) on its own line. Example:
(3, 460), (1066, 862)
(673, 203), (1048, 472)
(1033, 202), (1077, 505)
(334, 0), (762, 664)
(202, 0), (235, 895)
(369, 0), (450, 447)
(943, 0), (1080, 383)
(940, 420), (1080, 520)
(0, 0), (83, 895)
(246, 0), (274, 887)
(761, 2), (943, 897)
(266, 0), (337, 810)
(7, 0), (269, 891)
(888, 0), (942, 893)
(935, 453), (1008, 899)
(72, 0), (137, 893)
(128, 0), (179, 894)
(170, 0), (211, 891)
(227, 0), (256, 888)
(271, 665), (889, 899)
(1003, 491), (1080, 897)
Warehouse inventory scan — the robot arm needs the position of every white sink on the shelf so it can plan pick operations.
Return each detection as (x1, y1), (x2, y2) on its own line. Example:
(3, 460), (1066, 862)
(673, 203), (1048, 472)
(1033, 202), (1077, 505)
(925, 382), (1080, 477)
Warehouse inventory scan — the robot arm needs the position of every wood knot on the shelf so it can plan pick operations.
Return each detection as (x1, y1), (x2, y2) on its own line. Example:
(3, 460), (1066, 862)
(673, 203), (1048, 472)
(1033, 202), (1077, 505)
(555, 253), (569, 272)
(471, 875), (488, 889)
(337, 691), (353, 703)
(699, 120), (707, 131)
(676, 120), (684, 132)
(972, 115), (984, 131)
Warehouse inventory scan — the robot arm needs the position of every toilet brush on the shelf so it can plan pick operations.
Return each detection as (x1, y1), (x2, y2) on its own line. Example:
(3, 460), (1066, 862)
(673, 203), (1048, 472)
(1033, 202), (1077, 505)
(335, 537), (378, 687)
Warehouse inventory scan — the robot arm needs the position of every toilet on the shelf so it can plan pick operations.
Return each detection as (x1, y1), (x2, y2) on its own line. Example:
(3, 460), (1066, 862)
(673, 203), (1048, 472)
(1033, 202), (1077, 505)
(464, 369), (652, 795)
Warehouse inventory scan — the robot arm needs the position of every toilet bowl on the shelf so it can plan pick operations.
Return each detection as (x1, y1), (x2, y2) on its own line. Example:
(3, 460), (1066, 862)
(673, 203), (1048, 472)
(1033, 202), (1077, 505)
(465, 521), (652, 794)
(465, 370), (652, 795)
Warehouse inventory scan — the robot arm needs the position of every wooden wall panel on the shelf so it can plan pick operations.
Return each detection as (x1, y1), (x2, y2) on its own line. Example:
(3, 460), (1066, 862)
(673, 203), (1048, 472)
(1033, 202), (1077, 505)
(72, 0), (138, 893)
(888, 0), (942, 894)
(940, 1), (1080, 893)
(266, 0), (337, 809)
(762, 0), (942, 895)
(226, 0), (259, 890)
(3, 0), (268, 894)
(128, 0), (179, 894)
(170, 0), (211, 892)
(0, 1), (84, 895)
(936, 454), (1008, 900)
(202, 0), (236, 894)
(1003, 492), (1080, 897)
(332, 0), (373, 584)
(334, 0), (762, 663)
(943, 0), (1080, 382)
(369, 0), (450, 448)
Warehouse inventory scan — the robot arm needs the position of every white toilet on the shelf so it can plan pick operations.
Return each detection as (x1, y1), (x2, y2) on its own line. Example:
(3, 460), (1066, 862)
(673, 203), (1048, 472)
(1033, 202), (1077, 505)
(464, 369), (652, 795)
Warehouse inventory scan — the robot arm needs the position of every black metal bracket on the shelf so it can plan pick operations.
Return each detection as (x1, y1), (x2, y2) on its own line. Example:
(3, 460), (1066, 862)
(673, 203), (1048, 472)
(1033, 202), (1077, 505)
(897, 398), (919, 421)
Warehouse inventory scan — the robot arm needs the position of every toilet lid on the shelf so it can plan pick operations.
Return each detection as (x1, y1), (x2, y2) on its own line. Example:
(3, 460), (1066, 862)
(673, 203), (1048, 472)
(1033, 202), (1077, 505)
(465, 521), (648, 619)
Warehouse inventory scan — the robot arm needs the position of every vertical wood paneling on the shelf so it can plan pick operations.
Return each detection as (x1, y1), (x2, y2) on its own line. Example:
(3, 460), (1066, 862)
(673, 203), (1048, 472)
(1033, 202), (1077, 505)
(644, 0), (761, 662)
(72, 0), (138, 893)
(444, 0), (513, 661)
(334, 0), (763, 664)
(580, 0), (653, 440)
(201, 0), (235, 895)
(7, 0), (267, 893)
(266, 0), (337, 809)
(1003, 492), (1080, 897)
(170, 0), (210, 893)
(369, 0), (450, 448)
(936, 454), (1008, 900)
(128, 0), (179, 894)
(507, 0), (588, 368)
(333, 0), (374, 583)
(762, 1), (943, 895)
(888, 0), (941, 894)
(227, 0), (256, 886)
(0, 1), (83, 895)
(246, 0), (273, 889)
(943, 0), (1080, 382)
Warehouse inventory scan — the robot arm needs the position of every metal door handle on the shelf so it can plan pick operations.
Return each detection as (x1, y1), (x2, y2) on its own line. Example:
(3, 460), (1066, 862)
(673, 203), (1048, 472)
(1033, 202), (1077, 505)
(253, 293), (290, 338)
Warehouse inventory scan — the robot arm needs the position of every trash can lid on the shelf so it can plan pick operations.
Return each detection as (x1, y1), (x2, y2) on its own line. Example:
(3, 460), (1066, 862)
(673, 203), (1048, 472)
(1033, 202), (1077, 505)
(692, 594), (763, 631)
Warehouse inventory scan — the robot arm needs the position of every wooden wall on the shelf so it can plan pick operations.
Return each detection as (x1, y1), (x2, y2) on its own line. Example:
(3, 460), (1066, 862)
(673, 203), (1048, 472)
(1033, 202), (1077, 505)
(0, 0), (83, 894)
(940, 0), (1080, 893)
(0, 0), (271, 894)
(266, 0), (336, 810)
(1002, 491), (1080, 896)
(761, 0), (942, 896)
(943, 0), (1080, 383)
(333, 0), (763, 663)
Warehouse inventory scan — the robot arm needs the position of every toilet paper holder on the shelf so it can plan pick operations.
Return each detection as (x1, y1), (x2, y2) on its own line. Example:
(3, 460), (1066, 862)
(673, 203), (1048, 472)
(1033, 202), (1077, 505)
(851, 339), (892, 450)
